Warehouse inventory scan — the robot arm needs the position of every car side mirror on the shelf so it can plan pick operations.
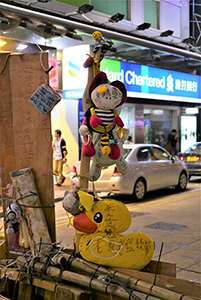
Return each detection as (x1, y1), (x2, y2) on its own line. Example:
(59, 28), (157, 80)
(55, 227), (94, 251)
(171, 156), (175, 163)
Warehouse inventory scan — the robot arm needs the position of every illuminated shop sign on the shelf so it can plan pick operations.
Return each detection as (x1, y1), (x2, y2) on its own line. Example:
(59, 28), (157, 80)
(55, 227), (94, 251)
(63, 89), (84, 99)
(100, 59), (201, 103)
(63, 45), (90, 90)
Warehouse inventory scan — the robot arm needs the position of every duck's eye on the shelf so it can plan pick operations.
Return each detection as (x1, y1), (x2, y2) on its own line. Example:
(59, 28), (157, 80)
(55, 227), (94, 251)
(94, 212), (103, 223)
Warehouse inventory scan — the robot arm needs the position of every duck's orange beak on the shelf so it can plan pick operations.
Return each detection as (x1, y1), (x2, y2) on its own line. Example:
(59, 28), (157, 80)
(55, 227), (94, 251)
(73, 213), (97, 233)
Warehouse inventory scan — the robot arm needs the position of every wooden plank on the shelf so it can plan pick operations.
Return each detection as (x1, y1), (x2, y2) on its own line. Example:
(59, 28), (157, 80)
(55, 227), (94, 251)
(111, 260), (176, 279)
(0, 267), (91, 299)
(0, 52), (55, 248)
(111, 267), (201, 298)
(44, 290), (55, 300)
(142, 260), (177, 277)
(55, 287), (74, 300)
(0, 53), (16, 256)
(9, 53), (55, 242)
(17, 282), (33, 300)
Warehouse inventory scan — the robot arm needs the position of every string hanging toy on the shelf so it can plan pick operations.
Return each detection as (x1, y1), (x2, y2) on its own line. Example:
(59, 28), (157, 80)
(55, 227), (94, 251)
(79, 71), (130, 181)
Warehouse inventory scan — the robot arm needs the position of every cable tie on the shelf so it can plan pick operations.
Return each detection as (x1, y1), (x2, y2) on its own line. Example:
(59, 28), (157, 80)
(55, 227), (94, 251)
(66, 254), (76, 270)
(54, 268), (64, 293)
(129, 279), (140, 300)
(105, 271), (117, 294)
(89, 265), (101, 289)
(145, 283), (154, 300)
(41, 256), (51, 276)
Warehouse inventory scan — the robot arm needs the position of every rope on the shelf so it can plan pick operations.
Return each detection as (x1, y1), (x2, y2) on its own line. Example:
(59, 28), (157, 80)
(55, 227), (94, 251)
(72, 174), (102, 201)
(1, 192), (55, 208)
(0, 53), (10, 76)
(145, 242), (164, 299)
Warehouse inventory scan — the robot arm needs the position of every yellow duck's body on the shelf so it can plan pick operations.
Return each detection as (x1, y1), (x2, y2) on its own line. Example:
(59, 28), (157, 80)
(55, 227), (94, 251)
(73, 197), (154, 270)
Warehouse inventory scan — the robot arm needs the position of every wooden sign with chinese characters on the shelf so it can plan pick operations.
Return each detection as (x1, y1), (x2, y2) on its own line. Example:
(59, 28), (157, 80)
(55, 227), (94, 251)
(0, 53), (55, 255)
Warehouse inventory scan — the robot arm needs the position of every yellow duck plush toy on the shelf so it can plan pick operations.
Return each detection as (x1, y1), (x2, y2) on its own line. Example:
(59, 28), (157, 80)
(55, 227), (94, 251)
(63, 189), (154, 270)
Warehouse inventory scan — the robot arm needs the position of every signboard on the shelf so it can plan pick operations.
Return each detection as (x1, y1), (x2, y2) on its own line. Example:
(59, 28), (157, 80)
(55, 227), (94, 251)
(63, 45), (90, 90)
(48, 58), (59, 90)
(63, 89), (85, 99)
(100, 59), (201, 103)
(181, 116), (197, 152)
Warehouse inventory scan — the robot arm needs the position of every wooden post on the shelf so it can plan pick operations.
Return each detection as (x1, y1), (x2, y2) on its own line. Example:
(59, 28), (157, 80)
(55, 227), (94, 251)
(0, 52), (55, 256)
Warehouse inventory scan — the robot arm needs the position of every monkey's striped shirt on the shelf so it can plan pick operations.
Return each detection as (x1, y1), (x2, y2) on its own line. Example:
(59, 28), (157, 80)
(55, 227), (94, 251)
(94, 108), (115, 126)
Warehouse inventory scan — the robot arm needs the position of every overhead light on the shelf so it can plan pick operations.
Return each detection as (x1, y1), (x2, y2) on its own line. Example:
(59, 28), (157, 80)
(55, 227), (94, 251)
(44, 24), (61, 36)
(19, 18), (38, 31)
(185, 108), (198, 114)
(28, 0), (51, 4)
(66, 4), (94, 22)
(128, 22), (151, 36)
(65, 29), (82, 41)
(150, 50), (161, 61)
(108, 13), (124, 23)
(182, 36), (195, 44)
(77, 4), (93, 14)
(0, 40), (7, 47)
(136, 22), (151, 31)
(160, 30), (174, 37)
(16, 44), (28, 51)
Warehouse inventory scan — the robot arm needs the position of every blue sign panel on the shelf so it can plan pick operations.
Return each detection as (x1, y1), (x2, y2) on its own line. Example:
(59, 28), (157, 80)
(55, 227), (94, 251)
(63, 59), (201, 103)
(101, 59), (201, 102)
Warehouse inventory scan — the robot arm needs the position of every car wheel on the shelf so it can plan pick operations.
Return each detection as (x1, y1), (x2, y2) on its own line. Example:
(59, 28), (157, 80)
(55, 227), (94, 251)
(133, 178), (146, 201)
(176, 172), (187, 191)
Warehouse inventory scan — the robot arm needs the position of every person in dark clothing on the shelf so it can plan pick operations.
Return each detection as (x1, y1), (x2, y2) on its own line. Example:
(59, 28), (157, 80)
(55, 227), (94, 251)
(167, 129), (177, 156)
(52, 129), (67, 186)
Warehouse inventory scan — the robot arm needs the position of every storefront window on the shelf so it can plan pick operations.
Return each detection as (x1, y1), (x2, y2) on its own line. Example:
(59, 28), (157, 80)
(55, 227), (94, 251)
(91, 0), (128, 20)
(144, 109), (172, 148)
(120, 106), (135, 142)
(144, 0), (159, 29)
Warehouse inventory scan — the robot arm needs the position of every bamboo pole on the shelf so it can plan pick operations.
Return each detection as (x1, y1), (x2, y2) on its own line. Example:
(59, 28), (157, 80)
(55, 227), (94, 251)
(10, 168), (52, 257)
(80, 47), (102, 190)
(16, 256), (161, 300)
(50, 253), (195, 300)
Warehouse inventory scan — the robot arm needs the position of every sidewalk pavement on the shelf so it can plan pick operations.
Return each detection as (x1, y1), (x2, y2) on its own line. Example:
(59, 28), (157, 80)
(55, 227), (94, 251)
(54, 174), (72, 200)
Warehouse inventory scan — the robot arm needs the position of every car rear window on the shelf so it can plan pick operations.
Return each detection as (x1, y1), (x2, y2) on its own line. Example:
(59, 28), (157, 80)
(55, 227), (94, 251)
(185, 143), (201, 153)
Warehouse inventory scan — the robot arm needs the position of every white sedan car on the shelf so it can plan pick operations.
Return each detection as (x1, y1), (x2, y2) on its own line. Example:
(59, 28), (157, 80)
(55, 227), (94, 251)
(71, 144), (189, 201)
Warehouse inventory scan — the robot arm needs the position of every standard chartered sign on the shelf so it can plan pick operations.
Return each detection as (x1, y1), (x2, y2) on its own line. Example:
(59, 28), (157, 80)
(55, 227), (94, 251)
(125, 71), (165, 88)
(101, 59), (200, 102)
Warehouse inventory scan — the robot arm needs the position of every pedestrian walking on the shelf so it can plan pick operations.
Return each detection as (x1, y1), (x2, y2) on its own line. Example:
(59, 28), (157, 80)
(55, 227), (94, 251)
(52, 129), (67, 186)
(166, 129), (178, 156)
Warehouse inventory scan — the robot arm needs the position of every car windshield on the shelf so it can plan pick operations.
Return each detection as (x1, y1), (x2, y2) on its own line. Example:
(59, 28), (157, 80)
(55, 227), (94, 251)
(185, 143), (201, 153)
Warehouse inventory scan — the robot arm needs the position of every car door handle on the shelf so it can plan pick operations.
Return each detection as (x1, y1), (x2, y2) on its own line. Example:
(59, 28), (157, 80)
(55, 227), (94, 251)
(161, 164), (164, 167)
(143, 165), (147, 168)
